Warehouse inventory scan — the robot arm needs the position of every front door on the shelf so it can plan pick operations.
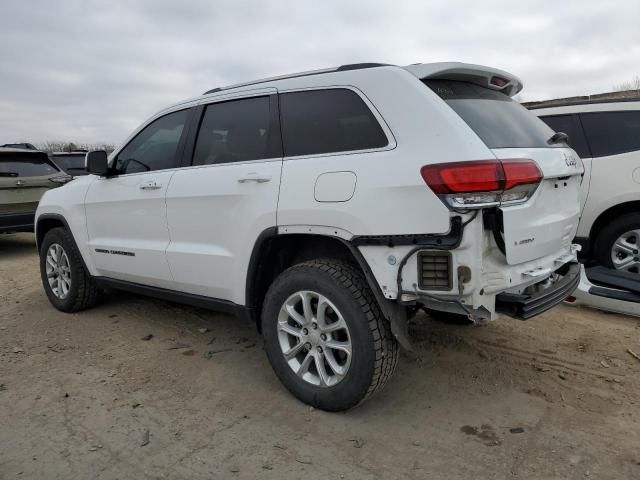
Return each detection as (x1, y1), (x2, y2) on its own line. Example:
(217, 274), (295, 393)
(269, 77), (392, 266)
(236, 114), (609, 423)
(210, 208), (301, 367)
(84, 108), (191, 288)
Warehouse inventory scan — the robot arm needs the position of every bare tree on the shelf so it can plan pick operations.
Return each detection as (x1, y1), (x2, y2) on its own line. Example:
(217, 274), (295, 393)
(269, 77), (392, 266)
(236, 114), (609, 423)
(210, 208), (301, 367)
(612, 75), (640, 92)
(36, 141), (116, 154)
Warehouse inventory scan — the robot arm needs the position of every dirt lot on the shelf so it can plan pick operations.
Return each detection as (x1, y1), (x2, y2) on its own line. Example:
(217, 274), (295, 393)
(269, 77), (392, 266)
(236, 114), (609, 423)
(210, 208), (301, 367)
(1, 233), (640, 479)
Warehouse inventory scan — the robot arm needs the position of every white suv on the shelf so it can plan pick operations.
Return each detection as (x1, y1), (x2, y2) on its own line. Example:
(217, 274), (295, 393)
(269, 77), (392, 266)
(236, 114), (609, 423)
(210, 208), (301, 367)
(35, 62), (583, 411)
(533, 100), (640, 273)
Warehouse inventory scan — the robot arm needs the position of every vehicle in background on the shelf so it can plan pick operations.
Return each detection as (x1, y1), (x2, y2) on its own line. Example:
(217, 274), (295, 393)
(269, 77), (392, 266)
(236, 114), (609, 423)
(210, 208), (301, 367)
(35, 62), (582, 410)
(1, 142), (38, 150)
(532, 100), (640, 275)
(50, 150), (90, 176)
(0, 148), (70, 233)
(565, 265), (640, 318)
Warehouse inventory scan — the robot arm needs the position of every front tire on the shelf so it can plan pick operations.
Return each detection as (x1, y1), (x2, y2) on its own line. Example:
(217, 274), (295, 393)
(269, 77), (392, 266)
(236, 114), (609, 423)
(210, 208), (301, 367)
(593, 213), (640, 274)
(261, 260), (399, 411)
(39, 227), (99, 312)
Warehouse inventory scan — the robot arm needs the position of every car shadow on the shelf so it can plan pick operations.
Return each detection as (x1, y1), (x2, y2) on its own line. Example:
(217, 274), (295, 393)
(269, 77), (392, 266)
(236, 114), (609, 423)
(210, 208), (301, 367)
(0, 233), (37, 257)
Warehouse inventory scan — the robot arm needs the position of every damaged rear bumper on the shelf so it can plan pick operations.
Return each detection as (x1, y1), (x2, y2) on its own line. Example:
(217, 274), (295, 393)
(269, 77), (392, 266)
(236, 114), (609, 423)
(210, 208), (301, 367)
(495, 262), (580, 319)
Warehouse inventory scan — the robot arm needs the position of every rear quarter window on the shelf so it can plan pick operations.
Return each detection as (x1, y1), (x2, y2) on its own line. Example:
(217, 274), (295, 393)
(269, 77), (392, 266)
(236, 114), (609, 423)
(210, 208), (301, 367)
(425, 80), (556, 149)
(538, 114), (592, 158)
(0, 155), (59, 177)
(579, 110), (640, 157)
(279, 88), (388, 157)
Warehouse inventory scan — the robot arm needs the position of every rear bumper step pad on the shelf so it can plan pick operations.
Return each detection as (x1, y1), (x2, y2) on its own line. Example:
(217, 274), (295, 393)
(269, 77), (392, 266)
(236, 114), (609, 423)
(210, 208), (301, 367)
(496, 262), (581, 319)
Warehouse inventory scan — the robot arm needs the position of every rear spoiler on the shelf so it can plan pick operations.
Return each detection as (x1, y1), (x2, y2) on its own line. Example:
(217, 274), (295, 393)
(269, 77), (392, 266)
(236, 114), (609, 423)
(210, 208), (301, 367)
(403, 62), (523, 97)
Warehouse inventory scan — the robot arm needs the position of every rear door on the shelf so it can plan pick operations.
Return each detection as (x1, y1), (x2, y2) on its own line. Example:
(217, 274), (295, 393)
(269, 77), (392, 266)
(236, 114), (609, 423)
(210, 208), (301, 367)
(0, 151), (60, 216)
(426, 80), (583, 265)
(580, 110), (640, 213)
(84, 108), (191, 288)
(165, 91), (282, 303)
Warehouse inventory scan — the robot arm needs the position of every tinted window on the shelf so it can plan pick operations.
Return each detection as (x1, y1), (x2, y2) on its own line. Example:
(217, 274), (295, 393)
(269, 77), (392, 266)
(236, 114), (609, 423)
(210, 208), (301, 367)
(538, 114), (591, 158)
(116, 109), (189, 173)
(193, 96), (276, 165)
(425, 80), (556, 149)
(52, 154), (88, 175)
(580, 111), (640, 157)
(0, 155), (58, 177)
(280, 89), (388, 157)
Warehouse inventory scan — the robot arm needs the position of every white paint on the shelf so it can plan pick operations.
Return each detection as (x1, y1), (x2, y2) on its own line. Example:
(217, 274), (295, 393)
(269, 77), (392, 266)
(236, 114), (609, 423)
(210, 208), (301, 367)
(35, 62), (583, 321)
(534, 101), (640, 241)
(314, 171), (357, 202)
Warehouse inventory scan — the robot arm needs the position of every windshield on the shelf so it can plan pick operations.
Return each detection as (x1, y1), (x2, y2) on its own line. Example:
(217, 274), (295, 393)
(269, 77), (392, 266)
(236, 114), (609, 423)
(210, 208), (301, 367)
(52, 154), (88, 175)
(425, 80), (557, 149)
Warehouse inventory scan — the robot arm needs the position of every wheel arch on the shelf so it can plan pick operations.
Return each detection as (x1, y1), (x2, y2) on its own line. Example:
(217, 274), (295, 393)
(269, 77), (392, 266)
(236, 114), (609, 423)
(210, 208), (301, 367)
(36, 214), (68, 251)
(589, 201), (640, 252)
(245, 229), (412, 349)
(246, 230), (357, 323)
(36, 214), (91, 274)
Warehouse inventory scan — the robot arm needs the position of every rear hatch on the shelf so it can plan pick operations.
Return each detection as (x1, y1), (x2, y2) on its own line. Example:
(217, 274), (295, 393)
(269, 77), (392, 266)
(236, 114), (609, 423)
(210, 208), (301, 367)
(0, 150), (63, 215)
(424, 79), (583, 265)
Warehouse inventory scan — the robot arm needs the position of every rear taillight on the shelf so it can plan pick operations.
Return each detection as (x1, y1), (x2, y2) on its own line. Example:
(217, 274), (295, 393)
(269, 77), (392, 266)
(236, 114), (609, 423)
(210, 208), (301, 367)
(49, 174), (73, 185)
(421, 159), (542, 209)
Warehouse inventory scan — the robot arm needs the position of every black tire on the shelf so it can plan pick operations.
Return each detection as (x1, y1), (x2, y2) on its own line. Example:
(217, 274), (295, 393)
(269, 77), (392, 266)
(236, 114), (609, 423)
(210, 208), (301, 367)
(593, 213), (640, 272)
(39, 227), (99, 312)
(261, 259), (399, 411)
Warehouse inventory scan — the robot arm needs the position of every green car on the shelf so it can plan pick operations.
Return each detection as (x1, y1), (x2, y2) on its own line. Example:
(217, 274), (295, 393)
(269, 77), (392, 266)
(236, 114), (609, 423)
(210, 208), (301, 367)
(0, 148), (70, 233)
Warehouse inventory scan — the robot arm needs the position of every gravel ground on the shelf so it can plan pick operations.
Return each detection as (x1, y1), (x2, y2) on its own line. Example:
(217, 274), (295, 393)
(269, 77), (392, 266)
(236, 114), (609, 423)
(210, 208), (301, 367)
(1, 232), (640, 479)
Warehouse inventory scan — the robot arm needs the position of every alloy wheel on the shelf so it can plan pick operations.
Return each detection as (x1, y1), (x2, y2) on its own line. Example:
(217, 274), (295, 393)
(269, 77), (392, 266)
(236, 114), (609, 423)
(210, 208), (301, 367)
(46, 243), (72, 299)
(277, 290), (352, 387)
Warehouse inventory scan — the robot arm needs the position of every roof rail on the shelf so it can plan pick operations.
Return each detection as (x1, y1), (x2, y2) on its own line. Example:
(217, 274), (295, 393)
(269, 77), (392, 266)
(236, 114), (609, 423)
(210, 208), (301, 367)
(203, 62), (390, 95)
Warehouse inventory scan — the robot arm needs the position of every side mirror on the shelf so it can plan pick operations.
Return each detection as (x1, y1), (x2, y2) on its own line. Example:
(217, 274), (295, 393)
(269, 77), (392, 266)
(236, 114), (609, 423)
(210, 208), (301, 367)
(86, 150), (109, 176)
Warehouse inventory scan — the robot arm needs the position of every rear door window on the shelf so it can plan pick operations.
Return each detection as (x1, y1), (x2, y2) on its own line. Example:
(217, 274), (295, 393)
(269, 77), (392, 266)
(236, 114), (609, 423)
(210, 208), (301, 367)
(192, 96), (278, 165)
(579, 111), (640, 157)
(425, 80), (556, 149)
(0, 155), (59, 177)
(538, 114), (592, 158)
(279, 88), (388, 157)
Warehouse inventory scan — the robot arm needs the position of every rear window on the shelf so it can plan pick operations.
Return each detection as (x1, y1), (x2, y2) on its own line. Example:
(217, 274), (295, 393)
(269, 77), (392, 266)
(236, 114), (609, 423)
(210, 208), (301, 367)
(52, 154), (88, 174)
(0, 155), (59, 177)
(280, 89), (388, 157)
(538, 114), (592, 158)
(425, 80), (556, 149)
(579, 111), (640, 157)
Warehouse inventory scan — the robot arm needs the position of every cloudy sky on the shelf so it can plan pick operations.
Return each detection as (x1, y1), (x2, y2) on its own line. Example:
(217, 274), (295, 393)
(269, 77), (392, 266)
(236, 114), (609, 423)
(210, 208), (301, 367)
(1, 0), (639, 146)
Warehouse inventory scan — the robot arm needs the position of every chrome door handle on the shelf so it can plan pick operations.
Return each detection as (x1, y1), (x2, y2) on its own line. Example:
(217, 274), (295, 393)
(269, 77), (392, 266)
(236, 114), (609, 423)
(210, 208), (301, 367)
(15, 180), (24, 186)
(238, 174), (271, 184)
(140, 181), (161, 190)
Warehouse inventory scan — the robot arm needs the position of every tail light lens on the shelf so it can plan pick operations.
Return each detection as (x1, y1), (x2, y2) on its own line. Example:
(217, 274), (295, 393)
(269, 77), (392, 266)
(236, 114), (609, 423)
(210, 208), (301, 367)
(49, 174), (73, 185)
(421, 159), (542, 209)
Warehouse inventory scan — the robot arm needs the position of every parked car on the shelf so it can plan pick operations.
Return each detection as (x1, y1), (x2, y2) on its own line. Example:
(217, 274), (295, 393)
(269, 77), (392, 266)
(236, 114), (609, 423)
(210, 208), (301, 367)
(50, 151), (90, 176)
(34, 62), (583, 410)
(0, 148), (70, 233)
(1, 142), (37, 150)
(532, 100), (640, 274)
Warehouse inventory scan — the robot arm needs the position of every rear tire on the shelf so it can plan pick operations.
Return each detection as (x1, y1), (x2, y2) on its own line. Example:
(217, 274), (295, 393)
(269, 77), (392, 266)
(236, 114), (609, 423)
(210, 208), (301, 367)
(39, 227), (99, 312)
(593, 213), (640, 274)
(261, 259), (399, 411)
